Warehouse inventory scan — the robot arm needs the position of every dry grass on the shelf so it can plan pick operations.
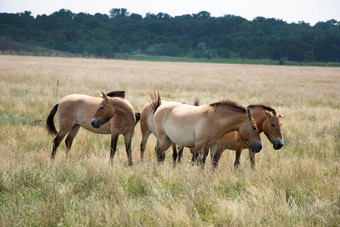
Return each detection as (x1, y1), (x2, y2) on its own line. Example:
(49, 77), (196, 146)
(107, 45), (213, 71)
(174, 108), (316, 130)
(0, 55), (339, 226)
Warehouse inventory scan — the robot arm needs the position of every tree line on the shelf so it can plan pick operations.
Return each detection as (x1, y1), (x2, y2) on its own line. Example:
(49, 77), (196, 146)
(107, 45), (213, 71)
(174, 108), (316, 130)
(0, 8), (339, 62)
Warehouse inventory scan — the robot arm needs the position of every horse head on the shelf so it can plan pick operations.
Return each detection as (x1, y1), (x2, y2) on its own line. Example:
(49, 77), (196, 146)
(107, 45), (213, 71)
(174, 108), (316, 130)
(238, 107), (262, 153)
(91, 92), (116, 128)
(262, 110), (284, 150)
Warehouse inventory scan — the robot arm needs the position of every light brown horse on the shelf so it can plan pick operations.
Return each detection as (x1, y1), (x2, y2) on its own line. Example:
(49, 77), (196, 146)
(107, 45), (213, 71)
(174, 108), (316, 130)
(46, 91), (140, 165)
(186, 104), (284, 169)
(149, 91), (262, 164)
(140, 100), (179, 162)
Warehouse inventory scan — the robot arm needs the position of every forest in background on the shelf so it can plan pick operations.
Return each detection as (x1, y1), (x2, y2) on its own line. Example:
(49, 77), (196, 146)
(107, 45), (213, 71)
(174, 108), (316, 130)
(0, 8), (339, 62)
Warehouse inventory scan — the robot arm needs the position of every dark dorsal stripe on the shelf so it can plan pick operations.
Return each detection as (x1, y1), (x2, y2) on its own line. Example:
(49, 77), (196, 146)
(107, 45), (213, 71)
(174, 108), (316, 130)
(210, 100), (246, 113)
(248, 104), (276, 115)
(106, 91), (125, 98)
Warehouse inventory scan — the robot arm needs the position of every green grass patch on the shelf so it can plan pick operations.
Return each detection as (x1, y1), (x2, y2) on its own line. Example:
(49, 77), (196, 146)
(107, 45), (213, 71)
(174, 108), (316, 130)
(0, 112), (29, 125)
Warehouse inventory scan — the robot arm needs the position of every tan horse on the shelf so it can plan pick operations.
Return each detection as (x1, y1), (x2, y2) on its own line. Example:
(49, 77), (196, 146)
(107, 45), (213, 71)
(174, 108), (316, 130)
(149, 91), (262, 164)
(46, 91), (140, 165)
(140, 100), (180, 162)
(187, 104), (284, 169)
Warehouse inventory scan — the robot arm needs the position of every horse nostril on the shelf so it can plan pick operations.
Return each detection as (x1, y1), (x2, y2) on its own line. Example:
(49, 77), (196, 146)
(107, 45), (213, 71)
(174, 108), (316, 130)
(252, 142), (262, 153)
(274, 139), (284, 150)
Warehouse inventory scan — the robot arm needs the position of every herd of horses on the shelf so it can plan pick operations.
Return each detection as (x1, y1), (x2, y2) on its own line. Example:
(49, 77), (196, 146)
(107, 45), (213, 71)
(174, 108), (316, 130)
(46, 90), (284, 169)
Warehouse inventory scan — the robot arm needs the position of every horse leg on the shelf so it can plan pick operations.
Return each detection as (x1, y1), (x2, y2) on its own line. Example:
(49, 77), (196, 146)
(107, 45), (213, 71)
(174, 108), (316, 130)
(140, 130), (151, 161)
(234, 148), (242, 170)
(177, 146), (184, 163)
(51, 130), (68, 158)
(109, 134), (119, 165)
(211, 148), (223, 170)
(203, 147), (209, 166)
(64, 125), (80, 159)
(249, 149), (256, 169)
(124, 133), (133, 166)
(172, 143), (178, 165)
(209, 145), (219, 169)
(156, 134), (172, 163)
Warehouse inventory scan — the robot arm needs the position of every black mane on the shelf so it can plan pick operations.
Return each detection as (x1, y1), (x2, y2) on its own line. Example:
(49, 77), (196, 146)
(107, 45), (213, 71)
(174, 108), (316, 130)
(106, 90), (125, 98)
(248, 104), (276, 114)
(210, 100), (246, 113)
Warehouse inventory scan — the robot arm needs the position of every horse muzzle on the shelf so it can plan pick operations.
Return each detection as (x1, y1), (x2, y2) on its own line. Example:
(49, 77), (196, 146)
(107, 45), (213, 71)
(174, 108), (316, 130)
(273, 138), (284, 150)
(251, 142), (262, 153)
(91, 118), (101, 128)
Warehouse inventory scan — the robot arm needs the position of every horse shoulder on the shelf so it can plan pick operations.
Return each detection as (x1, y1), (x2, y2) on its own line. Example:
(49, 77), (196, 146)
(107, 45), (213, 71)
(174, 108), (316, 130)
(219, 132), (238, 150)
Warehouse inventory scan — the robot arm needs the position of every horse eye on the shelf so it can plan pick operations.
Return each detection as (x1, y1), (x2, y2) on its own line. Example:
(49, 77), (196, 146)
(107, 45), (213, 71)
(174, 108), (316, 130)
(271, 123), (275, 127)
(252, 126), (257, 130)
(100, 106), (105, 110)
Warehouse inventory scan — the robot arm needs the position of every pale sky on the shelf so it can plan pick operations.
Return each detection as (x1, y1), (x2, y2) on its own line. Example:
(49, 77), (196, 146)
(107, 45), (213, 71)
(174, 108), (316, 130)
(1, 0), (340, 25)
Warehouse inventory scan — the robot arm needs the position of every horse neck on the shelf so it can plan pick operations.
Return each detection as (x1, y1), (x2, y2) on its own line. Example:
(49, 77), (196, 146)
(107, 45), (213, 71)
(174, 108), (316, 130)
(213, 107), (247, 134)
(110, 98), (134, 118)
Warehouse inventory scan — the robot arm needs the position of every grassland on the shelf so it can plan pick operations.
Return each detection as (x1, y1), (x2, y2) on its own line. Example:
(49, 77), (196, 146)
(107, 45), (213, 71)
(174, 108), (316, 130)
(0, 55), (339, 226)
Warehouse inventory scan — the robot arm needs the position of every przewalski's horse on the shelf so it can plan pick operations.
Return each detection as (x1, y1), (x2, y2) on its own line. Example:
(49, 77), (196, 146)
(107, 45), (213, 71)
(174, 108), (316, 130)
(149, 91), (262, 164)
(140, 96), (199, 163)
(140, 100), (179, 162)
(188, 104), (284, 169)
(46, 91), (140, 165)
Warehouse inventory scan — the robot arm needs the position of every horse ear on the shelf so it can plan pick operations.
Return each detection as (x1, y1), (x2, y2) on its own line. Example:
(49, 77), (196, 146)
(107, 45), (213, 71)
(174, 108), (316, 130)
(264, 110), (273, 118)
(101, 92), (109, 101)
(246, 106), (253, 121)
(278, 113), (285, 118)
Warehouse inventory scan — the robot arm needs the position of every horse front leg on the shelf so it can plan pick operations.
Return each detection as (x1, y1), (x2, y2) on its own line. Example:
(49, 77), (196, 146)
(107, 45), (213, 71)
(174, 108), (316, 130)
(196, 146), (207, 169)
(234, 149), (242, 170)
(110, 134), (119, 165)
(249, 149), (256, 169)
(124, 133), (133, 166)
(51, 131), (67, 159)
(209, 144), (220, 169)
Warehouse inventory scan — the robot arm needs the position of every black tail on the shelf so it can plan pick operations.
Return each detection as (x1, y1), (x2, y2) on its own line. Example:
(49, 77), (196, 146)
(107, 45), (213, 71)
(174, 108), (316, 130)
(46, 104), (58, 135)
(194, 97), (200, 106)
(106, 90), (125, 98)
(135, 112), (140, 124)
(148, 90), (161, 113)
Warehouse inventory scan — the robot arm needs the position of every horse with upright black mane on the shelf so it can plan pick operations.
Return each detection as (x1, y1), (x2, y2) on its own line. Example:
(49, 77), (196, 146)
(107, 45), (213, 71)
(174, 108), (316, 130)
(149, 91), (262, 165)
(184, 103), (284, 169)
(46, 91), (140, 165)
(139, 97), (199, 163)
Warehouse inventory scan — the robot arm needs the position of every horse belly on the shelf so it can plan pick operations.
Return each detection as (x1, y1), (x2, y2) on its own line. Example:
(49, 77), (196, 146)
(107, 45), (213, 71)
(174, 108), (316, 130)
(164, 124), (196, 147)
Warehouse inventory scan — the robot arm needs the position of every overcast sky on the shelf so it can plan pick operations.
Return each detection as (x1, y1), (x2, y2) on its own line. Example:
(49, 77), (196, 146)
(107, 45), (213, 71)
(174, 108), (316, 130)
(1, 0), (340, 25)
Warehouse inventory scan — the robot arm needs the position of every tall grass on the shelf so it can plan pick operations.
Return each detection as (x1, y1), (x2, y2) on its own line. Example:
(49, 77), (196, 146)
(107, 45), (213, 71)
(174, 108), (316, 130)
(0, 55), (339, 226)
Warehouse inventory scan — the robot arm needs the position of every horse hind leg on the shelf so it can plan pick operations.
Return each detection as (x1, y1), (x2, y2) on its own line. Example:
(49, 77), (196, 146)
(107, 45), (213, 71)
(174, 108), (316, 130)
(172, 143), (178, 165)
(64, 125), (80, 159)
(156, 135), (172, 163)
(51, 130), (68, 158)
(124, 133), (133, 166)
(177, 146), (184, 163)
(140, 130), (151, 161)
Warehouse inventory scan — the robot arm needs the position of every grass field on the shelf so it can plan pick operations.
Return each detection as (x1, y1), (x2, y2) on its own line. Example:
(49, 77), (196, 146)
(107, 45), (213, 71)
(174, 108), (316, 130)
(0, 55), (339, 226)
